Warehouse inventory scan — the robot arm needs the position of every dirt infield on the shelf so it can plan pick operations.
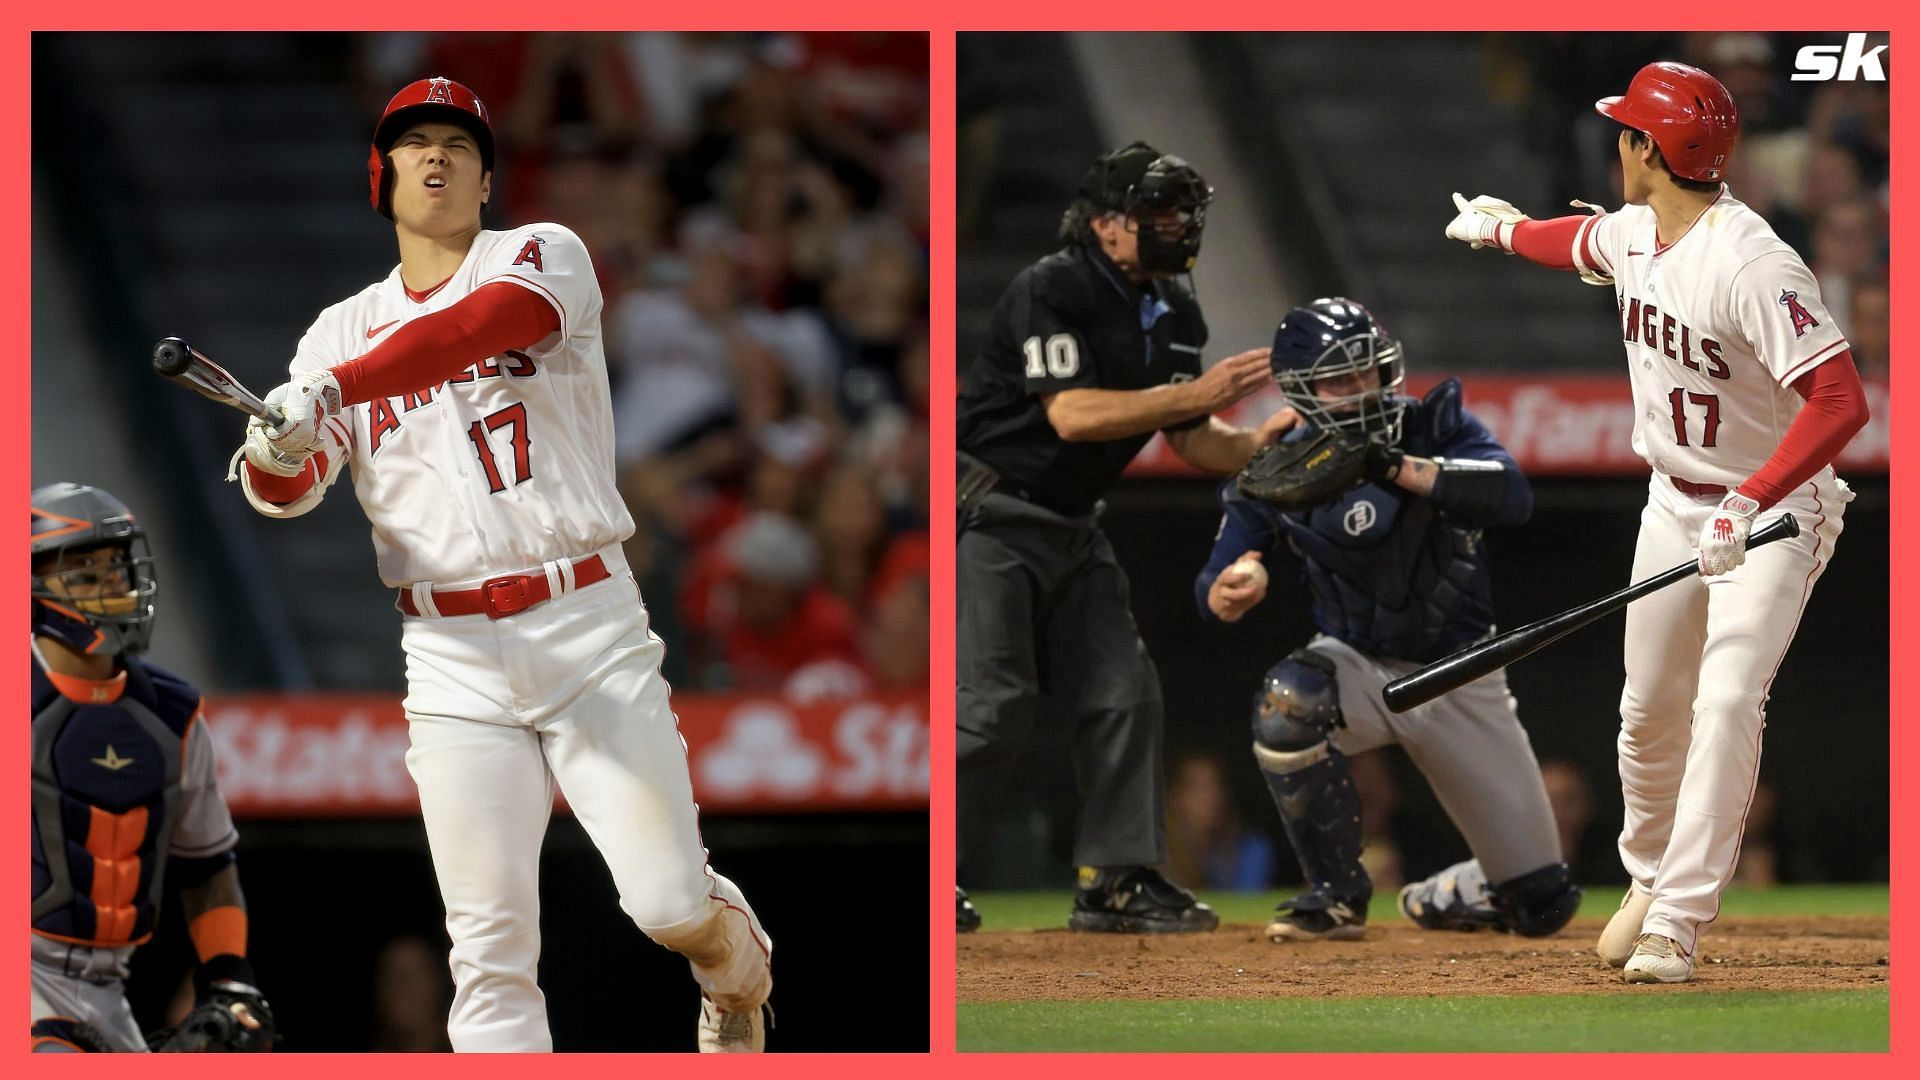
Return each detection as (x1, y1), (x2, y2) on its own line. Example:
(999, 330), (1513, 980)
(958, 915), (1889, 1000)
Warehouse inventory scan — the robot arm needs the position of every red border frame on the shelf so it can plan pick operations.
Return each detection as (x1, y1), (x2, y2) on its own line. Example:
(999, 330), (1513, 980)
(940, 13), (1905, 1069)
(8, 6), (1908, 1070)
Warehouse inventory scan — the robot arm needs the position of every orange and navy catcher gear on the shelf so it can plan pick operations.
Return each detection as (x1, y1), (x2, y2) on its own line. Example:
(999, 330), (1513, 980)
(31, 1016), (116, 1053)
(31, 483), (157, 658)
(30, 655), (219, 948)
(367, 75), (495, 219)
(1595, 61), (1740, 183)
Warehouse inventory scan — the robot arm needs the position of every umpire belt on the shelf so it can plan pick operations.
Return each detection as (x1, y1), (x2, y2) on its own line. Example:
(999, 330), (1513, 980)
(957, 453), (1093, 519)
(397, 553), (612, 619)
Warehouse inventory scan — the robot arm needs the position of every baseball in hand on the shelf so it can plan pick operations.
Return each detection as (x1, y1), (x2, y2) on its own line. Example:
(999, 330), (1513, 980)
(1226, 557), (1268, 590)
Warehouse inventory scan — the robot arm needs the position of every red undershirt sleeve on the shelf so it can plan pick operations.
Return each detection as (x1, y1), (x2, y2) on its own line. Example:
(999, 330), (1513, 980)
(330, 281), (562, 405)
(1509, 216), (1586, 270)
(1735, 351), (1870, 510)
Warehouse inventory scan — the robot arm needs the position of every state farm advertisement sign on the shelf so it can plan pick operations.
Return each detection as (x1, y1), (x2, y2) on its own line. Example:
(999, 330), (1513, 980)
(203, 694), (929, 817)
(1127, 375), (1890, 477)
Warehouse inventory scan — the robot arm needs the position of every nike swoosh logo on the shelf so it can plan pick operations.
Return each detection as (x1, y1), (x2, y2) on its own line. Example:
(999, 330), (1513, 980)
(1627, 250), (1645, 257)
(367, 320), (401, 339)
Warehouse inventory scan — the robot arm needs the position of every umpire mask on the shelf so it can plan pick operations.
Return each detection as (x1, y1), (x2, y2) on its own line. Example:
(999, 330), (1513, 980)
(1269, 298), (1409, 445)
(31, 483), (158, 657)
(1077, 141), (1214, 275)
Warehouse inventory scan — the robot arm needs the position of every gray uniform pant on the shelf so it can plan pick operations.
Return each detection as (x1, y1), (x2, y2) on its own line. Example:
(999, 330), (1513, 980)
(957, 492), (1166, 871)
(1310, 634), (1562, 884)
(30, 935), (146, 1052)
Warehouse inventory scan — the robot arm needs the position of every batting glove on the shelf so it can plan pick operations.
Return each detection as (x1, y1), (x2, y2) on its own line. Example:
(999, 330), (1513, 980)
(1697, 493), (1760, 576)
(264, 370), (343, 452)
(241, 422), (311, 476)
(1445, 192), (1529, 253)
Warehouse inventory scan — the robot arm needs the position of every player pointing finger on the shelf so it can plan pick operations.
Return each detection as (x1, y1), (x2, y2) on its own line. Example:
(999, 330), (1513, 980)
(1446, 60), (1869, 984)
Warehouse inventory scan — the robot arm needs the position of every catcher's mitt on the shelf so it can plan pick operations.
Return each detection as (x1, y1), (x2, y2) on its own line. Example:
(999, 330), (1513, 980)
(1237, 429), (1371, 510)
(147, 980), (276, 1053)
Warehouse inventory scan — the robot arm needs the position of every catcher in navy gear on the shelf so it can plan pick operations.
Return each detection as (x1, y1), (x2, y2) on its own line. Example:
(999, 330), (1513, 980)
(1196, 300), (1580, 943)
(30, 483), (273, 1052)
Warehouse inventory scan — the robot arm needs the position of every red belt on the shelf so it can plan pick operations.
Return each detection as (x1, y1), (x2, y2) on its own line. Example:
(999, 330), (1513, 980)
(397, 554), (611, 619)
(1669, 476), (1728, 498)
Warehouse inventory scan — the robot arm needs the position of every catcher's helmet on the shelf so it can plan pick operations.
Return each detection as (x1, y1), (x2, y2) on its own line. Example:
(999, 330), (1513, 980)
(1595, 61), (1739, 183)
(1270, 298), (1407, 445)
(31, 483), (158, 657)
(1075, 141), (1214, 274)
(367, 76), (495, 219)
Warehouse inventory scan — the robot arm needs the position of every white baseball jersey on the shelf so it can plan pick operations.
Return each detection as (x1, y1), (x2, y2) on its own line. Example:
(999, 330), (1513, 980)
(238, 221), (772, 1050)
(258, 223), (635, 587)
(1571, 189), (1850, 488)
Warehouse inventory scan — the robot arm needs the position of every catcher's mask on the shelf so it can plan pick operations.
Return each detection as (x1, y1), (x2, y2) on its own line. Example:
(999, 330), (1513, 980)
(1269, 298), (1408, 445)
(31, 483), (158, 657)
(1076, 141), (1214, 274)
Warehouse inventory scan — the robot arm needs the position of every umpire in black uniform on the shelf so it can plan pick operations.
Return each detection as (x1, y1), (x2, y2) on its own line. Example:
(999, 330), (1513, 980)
(956, 142), (1295, 933)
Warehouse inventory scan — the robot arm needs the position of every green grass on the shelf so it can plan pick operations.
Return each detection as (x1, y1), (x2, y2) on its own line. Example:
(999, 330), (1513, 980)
(966, 883), (1888, 931)
(959, 884), (1889, 1052)
(956, 989), (1890, 1052)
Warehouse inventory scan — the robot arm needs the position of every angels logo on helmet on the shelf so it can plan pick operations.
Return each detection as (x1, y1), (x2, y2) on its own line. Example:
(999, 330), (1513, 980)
(366, 75), (495, 219)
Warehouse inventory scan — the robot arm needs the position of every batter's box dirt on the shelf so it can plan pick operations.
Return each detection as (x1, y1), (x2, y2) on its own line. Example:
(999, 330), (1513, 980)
(957, 915), (1889, 1001)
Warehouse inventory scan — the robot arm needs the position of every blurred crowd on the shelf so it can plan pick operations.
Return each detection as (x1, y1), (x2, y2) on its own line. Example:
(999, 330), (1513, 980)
(353, 32), (930, 695)
(1503, 31), (1890, 381)
(1162, 749), (1788, 895)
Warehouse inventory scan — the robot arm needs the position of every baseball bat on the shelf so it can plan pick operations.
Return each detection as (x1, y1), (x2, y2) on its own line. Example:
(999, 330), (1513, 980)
(151, 337), (288, 433)
(1381, 512), (1801, 713)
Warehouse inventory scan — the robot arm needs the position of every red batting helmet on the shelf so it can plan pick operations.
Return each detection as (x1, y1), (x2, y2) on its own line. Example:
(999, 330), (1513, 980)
(366, 76), (495, 219)
(1594, 62), (1739, 183)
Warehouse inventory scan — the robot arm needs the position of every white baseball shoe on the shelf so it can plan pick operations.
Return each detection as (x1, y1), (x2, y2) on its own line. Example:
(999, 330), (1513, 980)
(1595, 884), (1653, 967)
(1622, 933), (1695, 984)
(697, 994), (770, 1053)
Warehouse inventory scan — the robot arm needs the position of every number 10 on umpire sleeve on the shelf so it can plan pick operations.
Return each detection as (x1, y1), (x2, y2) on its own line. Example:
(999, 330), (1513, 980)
(466, 402), (533, 493)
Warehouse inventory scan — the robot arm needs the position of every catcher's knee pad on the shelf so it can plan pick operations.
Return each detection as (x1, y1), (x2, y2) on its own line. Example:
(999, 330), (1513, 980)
(32, 1016), (111, 1053)
(1250, 650), (1368, 899)
(1494, 862), (1582, 938)
(1250, 649), (1344, 765)
(642, 873), (773, 1013)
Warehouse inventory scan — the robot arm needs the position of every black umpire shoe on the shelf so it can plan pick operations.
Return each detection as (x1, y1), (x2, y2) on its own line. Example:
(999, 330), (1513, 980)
(1265, 889), (1369, 943)
(1068, 867), (1219, 934)
(957, 887), (981, 933)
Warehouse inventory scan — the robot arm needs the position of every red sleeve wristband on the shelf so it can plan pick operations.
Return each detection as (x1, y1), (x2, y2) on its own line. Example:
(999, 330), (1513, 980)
(1510, 216), (1586, 270)
(244, 449), (330, 504)
(332, 281), (562, 404)
(1735, 350), (1870, 510)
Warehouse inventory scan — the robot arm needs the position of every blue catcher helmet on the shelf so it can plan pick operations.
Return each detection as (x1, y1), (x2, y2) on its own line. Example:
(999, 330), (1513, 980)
(1270, 298), (1408, 445)
(31, 483), (158, 657)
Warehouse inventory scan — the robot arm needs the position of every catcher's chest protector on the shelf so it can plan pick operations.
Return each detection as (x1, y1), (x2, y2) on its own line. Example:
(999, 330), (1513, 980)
(31, 658), (191, 947)
(1276, 410), (1493, 662)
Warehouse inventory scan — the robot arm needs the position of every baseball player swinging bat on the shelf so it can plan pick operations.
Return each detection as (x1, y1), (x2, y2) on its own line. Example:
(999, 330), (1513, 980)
(1382, 513), (1801, 713)
(151, 337), (288, 433)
